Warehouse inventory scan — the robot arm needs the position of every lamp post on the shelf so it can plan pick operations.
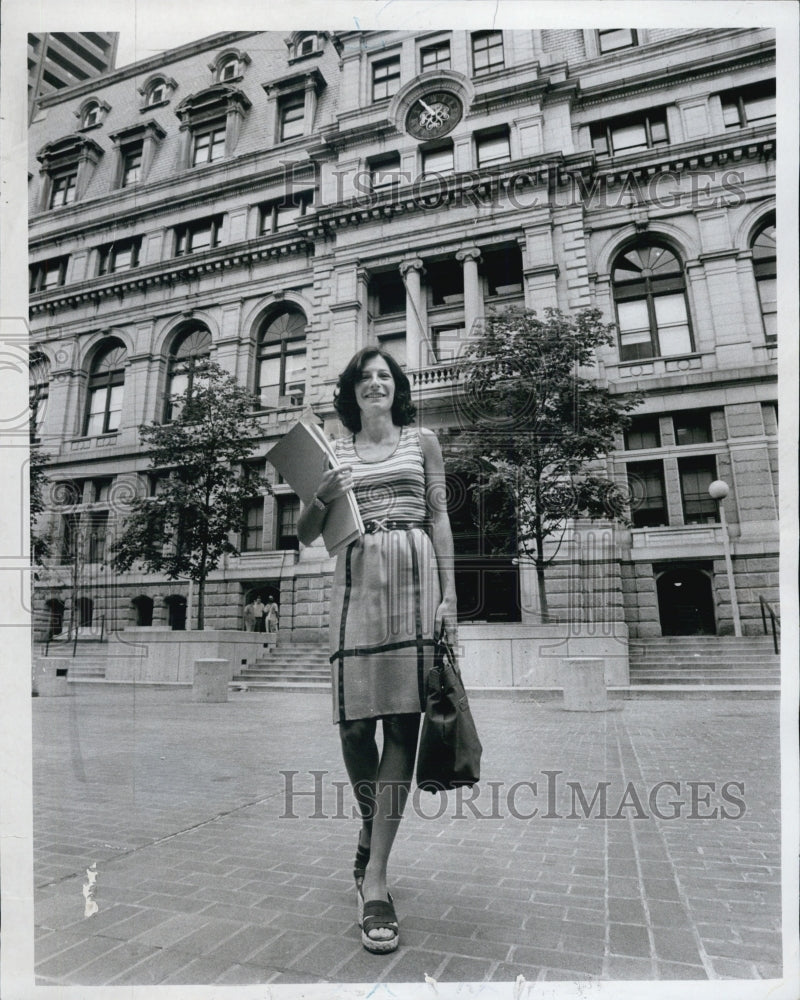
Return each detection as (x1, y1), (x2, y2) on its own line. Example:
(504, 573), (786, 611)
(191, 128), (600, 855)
(708, 480), (742, 637)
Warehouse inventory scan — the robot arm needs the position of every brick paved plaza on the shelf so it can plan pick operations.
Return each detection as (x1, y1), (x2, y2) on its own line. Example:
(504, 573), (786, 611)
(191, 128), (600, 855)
(30, 686), (783, 988)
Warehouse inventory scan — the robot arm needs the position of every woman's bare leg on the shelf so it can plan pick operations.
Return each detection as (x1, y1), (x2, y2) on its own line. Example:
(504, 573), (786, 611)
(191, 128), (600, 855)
(360, 713), (421, 908)
(339, 717), (379, 853)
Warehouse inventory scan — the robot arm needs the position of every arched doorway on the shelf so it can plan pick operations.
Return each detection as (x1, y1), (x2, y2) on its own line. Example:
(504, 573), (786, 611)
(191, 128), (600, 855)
(657, 566), (716, 635)
(132, 595), (154, 626)
(46, 599), (65, 639)
(165, 595), (187, 631)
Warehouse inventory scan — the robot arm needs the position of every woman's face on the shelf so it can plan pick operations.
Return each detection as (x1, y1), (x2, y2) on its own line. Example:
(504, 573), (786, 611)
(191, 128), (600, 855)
(355, 354), (395, 417)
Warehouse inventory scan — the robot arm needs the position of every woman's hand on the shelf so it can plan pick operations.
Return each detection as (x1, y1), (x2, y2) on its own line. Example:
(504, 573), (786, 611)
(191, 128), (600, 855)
(316, 464), (353, 504)
(434, 595), (458, 650)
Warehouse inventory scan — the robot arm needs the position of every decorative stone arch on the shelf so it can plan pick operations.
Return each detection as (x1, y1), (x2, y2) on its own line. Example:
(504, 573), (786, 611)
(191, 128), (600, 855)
(74, 96), (111, 130)
(137, 73), (179, 109)
(388, 69), (475, 133)
(79, 328), (133, 370)
(208, 48), (251, 83)
(594, 222), (695, 279)
(734, 199), (777, 251)
(242, 292), (313, 347)
(153, 311), (219, 360)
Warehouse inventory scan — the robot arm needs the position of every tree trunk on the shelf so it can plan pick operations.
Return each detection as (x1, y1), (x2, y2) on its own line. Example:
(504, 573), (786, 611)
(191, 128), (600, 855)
(535, 555), (550, 622)
(197, 575), (205, 630)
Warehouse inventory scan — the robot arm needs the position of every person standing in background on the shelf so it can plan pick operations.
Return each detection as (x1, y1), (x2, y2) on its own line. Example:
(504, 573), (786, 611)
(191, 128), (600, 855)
(265, 595), (280, 633)
(253, 594), (266, 632)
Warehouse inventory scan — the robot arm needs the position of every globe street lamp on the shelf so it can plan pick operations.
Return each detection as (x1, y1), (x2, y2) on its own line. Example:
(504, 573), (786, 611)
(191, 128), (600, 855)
(708, 479), (742, 637)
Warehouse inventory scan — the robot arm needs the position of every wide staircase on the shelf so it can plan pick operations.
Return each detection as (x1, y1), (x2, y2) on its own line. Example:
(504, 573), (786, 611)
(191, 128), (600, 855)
(628, 636), (780, 689)
(231, 642), (330, 690)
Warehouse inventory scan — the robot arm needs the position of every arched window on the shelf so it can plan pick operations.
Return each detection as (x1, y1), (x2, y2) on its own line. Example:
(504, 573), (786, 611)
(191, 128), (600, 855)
(751, 217), (776, 344)
(218, 55), (240, 82)
(294, 33), (318, 58)
(165, 326), (212, 420)
(147, 81), (166, 105)
(257, 310), (307, 409)
(84, 340), (126, 436)
(612, 243), (693, 361)
(29, 351), (50, 440)
(82, 101), (101, 128)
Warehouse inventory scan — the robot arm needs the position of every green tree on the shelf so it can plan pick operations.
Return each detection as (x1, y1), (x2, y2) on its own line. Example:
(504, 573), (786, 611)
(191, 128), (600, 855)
(453, 306), (641, 621)
(112, 360), (267, 629)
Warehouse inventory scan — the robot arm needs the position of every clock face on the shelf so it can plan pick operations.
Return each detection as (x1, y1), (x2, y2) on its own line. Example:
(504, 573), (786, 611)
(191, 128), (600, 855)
(405, 91), (463, 140)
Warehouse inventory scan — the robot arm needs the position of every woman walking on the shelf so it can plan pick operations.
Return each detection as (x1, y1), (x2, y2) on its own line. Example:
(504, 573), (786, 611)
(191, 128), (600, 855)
(297, 347), (457, 954)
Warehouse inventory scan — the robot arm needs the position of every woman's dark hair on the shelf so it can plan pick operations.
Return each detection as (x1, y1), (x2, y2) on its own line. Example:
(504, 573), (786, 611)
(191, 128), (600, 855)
(333, 347), (417, 433)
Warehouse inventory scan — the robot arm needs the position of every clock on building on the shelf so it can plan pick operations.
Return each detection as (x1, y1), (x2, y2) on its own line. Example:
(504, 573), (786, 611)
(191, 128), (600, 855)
(405, 91), (463, 140)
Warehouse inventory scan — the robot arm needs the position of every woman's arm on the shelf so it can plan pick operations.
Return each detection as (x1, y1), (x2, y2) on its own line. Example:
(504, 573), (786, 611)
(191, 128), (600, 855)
(296, 463), (353, 546)
(419, 427), (458, 640)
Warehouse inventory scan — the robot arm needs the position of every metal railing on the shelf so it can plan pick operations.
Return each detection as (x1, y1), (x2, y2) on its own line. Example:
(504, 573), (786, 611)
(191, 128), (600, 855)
(759, 596), (780, 654)
(43, 614), (106, 658)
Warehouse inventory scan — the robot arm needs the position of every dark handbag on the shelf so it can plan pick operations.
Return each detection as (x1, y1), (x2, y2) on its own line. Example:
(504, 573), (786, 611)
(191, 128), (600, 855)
(416, 627), (483, 793)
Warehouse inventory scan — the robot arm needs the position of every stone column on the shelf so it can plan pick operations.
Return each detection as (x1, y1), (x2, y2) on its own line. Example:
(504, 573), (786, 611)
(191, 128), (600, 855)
(456, 247), (483, 337)
(399, 257), (426, 370)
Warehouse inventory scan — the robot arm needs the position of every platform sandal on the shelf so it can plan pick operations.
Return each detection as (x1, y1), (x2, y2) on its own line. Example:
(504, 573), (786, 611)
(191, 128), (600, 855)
(361, 894), (399, 954)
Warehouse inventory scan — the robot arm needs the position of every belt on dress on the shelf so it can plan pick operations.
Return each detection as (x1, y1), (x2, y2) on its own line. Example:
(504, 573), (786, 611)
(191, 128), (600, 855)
(363, 519), (425, 533)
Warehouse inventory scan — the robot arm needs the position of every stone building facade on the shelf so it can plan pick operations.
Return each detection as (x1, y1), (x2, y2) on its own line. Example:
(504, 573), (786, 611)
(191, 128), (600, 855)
(28, 27), (778, 645)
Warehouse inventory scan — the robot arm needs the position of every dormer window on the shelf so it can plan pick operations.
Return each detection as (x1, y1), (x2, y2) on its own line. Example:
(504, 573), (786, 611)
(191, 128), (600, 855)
(174, 86), (252, 168)
(219, 56), (240, 82)
(82, 102), (100, 128)
(76, 98), (110, 131)
(138, 74), (178, 112)
(36, 134), (104, 212)
(209, 49), (251, 84)
(287, 32), (325, 61)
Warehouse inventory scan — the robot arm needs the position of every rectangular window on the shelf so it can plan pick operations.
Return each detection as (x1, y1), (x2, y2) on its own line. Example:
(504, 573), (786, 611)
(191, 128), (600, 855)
(279, 99), (305, 141)
(85, 383), (123, 436)
(191, 124), (226, 166)
(121, 146), (142, 187)
(598, 29), (638, 53)
(627, 460), (668, 528)
(30, 257), (68, 292)
(673, 410), (712, 446)
(420, 41), (451, 72)
(258, 343), (306, 409)
(483, 244), (524, 296)
(60, 512), (81, 563)
(372, 56), (401, 101)
(92, 478), (113, 503)
(371, 270), (406, 315)
(720, 80), (776, 129)
(756, 276), (777, 342)
(49, 170), (77, 208)
(370, 153), (404, 191)
(472, 31), (504, 76)
(427, 258), (463, 306)
(85, 512), (108, 563)
(591, 109), (669, 156)
(476, 127), (511, 168)
(422, 141), (454, 177)
(276, 495), (300, 550)
(624, 416), (661, 450)
(260, 192), (313, 233)
(174, 216), (223, 256)
(241, 497), (264, 552)
(99, 237), (141, 275)
(431, 325), (465, 362)
(679, 455), (719, 524)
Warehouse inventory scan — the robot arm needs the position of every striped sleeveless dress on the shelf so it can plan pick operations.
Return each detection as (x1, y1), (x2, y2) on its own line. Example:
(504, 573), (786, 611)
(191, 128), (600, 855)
(329, 426), (441, 723)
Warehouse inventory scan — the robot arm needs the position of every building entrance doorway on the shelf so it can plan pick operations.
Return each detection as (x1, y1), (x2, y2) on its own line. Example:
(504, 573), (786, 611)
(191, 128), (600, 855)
(657, 566), (716, 635)
(165, 595), (187, 631)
